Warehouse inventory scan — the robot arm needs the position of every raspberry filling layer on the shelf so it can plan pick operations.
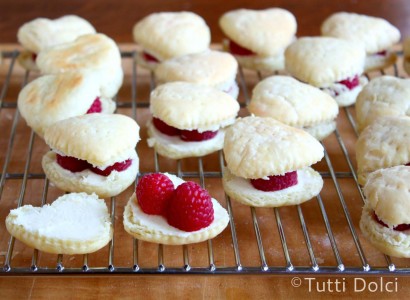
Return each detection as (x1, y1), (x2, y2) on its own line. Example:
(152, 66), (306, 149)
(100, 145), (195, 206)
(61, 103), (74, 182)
(32, 53), (37, 62)
(250, 171), (298, 192)
(56, 154), (132, 176)
(90, 159), (132, 176)
(86, 97), (102, 114)
(228, 39), (256, 56)
(375, 50), (387, 56)
(373, 212), (410, 231)
(337, 75), (360, 90)
(143, 51), (159, 63)
(153, 117), (218, 142)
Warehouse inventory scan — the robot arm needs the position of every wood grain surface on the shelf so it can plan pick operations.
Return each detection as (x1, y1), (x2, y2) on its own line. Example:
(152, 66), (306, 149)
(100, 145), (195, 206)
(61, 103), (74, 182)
(1, 1), (410, 299)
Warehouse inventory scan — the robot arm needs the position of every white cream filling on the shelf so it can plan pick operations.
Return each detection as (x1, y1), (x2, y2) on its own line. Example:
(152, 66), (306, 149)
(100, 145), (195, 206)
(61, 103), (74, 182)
(147, 120), (226, 152)
(51, 152), (138, 186)
(130, 173), (227, 236)
(227, 168), (318, 197)
(10, 193), (110, 240)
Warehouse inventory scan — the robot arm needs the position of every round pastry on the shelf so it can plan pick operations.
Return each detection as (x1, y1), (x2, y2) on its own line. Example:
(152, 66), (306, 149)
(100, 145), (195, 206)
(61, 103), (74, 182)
(285, 37), (367, 107)
(17, 15), (96, 71)
(321, 12), (401, 72)
(222, 116), (324, 207)
(360, 166), (410, 258)
(248, 75), (339, 140)
(356, 76), (410, 133)
(17, 71), (116, 138)
(154, 50), (239, 99)
(356, 116), (410, 185)
(147, 82), (240, 159)
(403, 37), (410, 76)
(124, 173), (229, 245)
(42, 114), (140, 198)
(36, 33), (123, 98)
(133, 12), (211, 70)
(6, 192), (112, 255)
(219, 8), (297, 72)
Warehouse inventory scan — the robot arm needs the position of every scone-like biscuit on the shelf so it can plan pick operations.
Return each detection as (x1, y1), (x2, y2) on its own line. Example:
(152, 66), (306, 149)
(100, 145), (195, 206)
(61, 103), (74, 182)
(223, 116), (324, 207)
(285, 37), (367, 106)
(321, 12), (400, 72)
(17, 15), (96, 71)
(43, 114), (140, 197)
(17, 71), (116, 138)
(248, 75), (339, 140)
(356, 76), (410, 132)
(148, 82), (240, 159)
(403, 37), (410, 76)
(360, 166), (410, 257)
(5, 193), (112, 254)
(154, 50), (239, 99)
(133, 12), (211, 69)
(123, 173), (229, 245)
(219, 8), (296, 71)
(36, 34), (123, 98)
(356, 116), (410, 185)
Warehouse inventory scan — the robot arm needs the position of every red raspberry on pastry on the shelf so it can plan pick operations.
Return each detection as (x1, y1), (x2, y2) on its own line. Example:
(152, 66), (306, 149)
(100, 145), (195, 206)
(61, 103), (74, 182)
(90, 159), (132, 177)
(56, 154), (91, 172)
(136, 173), (175, 216)
(86, 97), (102, 113)
(167, 181), (214, 232)
(153, 117), (181, 136)
(228, 40), (255, 56)
(180, 129), (218, 141)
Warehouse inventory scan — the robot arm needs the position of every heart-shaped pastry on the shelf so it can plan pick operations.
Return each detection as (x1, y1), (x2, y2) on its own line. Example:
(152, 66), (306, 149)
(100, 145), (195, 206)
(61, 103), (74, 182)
(36, 33), (123, 98)
(5, 193), (113, 254)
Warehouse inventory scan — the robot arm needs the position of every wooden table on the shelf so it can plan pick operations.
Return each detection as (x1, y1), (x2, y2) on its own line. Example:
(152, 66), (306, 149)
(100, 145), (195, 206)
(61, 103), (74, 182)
(1, 1), (410, 299)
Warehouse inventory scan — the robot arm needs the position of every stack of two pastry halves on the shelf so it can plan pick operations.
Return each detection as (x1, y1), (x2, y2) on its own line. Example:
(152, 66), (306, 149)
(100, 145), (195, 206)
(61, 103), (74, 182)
(7, 16), (140, 255)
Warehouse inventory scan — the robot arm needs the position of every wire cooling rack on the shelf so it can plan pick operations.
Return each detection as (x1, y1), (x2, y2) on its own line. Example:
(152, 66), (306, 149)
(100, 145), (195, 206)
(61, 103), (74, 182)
(0, 49), (409, 276)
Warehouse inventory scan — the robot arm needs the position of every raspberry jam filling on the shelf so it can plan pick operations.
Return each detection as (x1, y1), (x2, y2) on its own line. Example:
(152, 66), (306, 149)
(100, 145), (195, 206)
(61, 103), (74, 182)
(153, 117), (218, 142)
(86, 97), (102, 114)
(56, 154), (91, 172)
(337, 75), (360, 90)
(373, 212), (410, 231)
(56, 154), (132, 176)
(31, 53), (37, 62)
(143, 51), (159, 63)
(90, 159), (132, 176)
(250, 171), (298, 192)
(375, 50), (387, 56)
(228, 39), (256, 56)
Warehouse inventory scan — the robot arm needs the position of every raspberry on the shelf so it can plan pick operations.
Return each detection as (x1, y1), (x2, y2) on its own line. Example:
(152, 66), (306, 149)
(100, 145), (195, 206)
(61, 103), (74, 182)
(56, 154), (91, 172)
(86, 97), (102, 114)
(250, 171), (298, 192)
(376, 50), (387, 56)
(143, 51), (159, 63)
(228, 39), (255, 56)
(180, 129), (218, 141)
(90, 159), (132, 177)
(167, 181), (214, 232)
(338, 75), (359, 90)
(373, 212), (410, 231)
(32, 53), (37, 62)
(136, 173), (175, 215)
(153, 117), (181, 136)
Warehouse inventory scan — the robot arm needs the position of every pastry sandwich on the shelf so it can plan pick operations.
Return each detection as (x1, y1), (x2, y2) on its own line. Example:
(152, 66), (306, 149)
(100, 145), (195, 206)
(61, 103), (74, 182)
(154, 50), (239, 99)
(124, 172), (229, 245)
(6, 192), (112, 254)
(285, 37), (367, 107)
(36, 33), (123, 98)
(219, 8), (297, 72)
(360, 166), (410, 258)
(222, 116), (324, 207)
(133, 12), (211, 70)
(321, 12), (401, 72)
(17, 70), (116, 138)
(356, 116), (410, 185)
(17, 15), (96, 71)
(42, 114), (140, 197)
(147, 82), (240, 159)
(248, 75), (339, 140)
(355, 76), (410, 133)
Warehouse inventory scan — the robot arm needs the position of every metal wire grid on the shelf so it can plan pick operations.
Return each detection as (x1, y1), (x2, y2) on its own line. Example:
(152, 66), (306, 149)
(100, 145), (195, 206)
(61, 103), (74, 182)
(0, 50), (409, 275)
